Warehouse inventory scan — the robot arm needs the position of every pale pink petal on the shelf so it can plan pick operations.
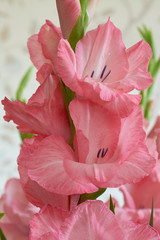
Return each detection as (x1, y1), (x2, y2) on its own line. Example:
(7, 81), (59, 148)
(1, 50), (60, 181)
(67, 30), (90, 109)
(27, 135), (98, 195)
(0, 178), (39, 240)
(58, 39), (78, 86)
(27, 34), (52, 70)
(59, 200), (124, 240)
(38, 20), (62, 73)
(28, 20), (62, 74)
(0, 223), (29, 240)
(56, 0), (80, 39)
(120, 221), (160, 240)
(121, 40), (153, 91)
(117, 207), (160, 235)
(29, 205), (70, 240)
(36, 63), (53, 84)
(2, 75), (71, 142)
(120, 176), (160, 209)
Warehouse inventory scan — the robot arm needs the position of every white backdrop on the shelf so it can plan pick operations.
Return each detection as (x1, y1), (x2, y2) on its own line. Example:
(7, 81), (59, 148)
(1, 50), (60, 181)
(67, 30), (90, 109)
(1, 0), (160, 197)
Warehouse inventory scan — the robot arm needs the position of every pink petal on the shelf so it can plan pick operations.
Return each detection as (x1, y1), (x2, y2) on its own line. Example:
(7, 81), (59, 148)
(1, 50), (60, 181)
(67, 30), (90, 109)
(27, 34), (52, 70)
(0, 178), (38, 240)
(2, 75), (71, 142)
(59, 200), (124, 240)
(69, 98), (121, 164)
(28, 20), (62, 74)
(36, 63), (53, 84)
(120, 176), (160, 209)
(56, 0), (80, 39)
(75, 19), (128, 82)
(121, 40), (153, 91)
(27, 135), (97, 195)
(120, 221), (160, 240)
(29, 205), (70, 240)
(0, 223), (29, 240)
(117, 207), (160, 235)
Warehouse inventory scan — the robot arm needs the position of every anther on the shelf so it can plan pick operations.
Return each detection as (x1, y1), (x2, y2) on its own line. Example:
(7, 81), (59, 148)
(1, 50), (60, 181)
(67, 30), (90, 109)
(97, 148), (108, 158)
(101, 148), (108, 158)
(101, 70), (111, 82)
(100, 65), (107, 79)
(91, 71), (94, 78)
(97, 148), (101, 158)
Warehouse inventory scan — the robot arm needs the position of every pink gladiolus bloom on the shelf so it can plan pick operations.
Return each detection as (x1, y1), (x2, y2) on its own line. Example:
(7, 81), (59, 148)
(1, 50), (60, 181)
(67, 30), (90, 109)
(29, 200), (160, 240)
(0, 178), (39, 240)
(18, 136), (79, 210)
(22, 98), (155, 195)
(56, 0), (99, 39)
(57, 18), (152, 116)
(2, 75), (71, 142)
(29, 200), (125, 240)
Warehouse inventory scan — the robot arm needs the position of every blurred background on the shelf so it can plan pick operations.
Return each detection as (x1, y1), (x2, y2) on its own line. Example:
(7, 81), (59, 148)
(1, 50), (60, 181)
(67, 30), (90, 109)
(0, 0), (160, 195)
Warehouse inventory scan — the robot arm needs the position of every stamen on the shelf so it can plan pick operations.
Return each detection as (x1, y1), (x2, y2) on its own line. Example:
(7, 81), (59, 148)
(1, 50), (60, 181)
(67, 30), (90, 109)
(101, 148), (108, 158)
(97, 148), (101, 158)
(91, 70), (94, 78)
(97, 148), (108, 158)
(101, 70), (111, 82)
(100, 65), (107, 79)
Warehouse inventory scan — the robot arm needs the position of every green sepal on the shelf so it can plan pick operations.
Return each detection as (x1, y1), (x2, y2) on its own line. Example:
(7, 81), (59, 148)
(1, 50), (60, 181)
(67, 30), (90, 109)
(68, 0), (89, 51)
(149, 199), (154, 227)
(19, 132), (34, 142)
(109, 195), (115, 214)
(16, 66), (33, 101)
(0, 213), (4, 219)
(78, 188), (106, 204)
(0, 228), (6, 240)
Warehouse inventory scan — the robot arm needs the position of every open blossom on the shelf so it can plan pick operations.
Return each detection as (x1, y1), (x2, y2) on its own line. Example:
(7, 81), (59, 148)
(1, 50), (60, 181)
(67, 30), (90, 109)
(2, 74), (71, 142)
(29, 200), (160, 240)
(116, 122), (160, 233)
(18, 136), (79, 210)
(57, 18), (152, 116)
(19, 98), (156, 195)
(0, 178), (39, 240)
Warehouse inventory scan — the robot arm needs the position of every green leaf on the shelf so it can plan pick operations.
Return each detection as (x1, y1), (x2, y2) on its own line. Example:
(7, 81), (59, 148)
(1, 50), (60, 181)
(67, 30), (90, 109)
(16, 66), (33, 101)
(68, 0), (89, 51)
(109, 195), (115, 214)
(0, 228), (6, 240)
(0, 213), (4, 219)
(78, 188), (106, 204)
(138, 25), (160, 121)
(149, 199), (154, 227)
(138, 25), (155, 58)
